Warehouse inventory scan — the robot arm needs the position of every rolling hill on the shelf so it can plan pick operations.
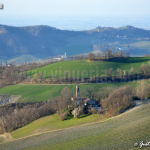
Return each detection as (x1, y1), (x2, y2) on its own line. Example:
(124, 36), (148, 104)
(1, 57), (150, 102)
(0, 79), (150, 103)
(10, 114), (103, 139)
(0, 100), (150, 150)
(25, 57), (150, 79)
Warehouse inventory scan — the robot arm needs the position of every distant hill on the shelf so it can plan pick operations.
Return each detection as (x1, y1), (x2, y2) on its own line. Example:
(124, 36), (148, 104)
(7, 54), (39, 63)
(0, 25), (88, 58)
(0, 24), (150, 61)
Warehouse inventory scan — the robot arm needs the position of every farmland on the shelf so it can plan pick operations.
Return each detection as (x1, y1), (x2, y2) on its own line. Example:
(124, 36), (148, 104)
(0, 100), (150, 150)
(25, 57), (150, 79)
(0, 78), (150, 103)
(11, 114), (103, 139)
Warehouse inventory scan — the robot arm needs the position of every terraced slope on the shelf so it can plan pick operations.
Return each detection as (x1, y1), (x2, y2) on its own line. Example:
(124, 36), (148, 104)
(1, 101), (150, 150)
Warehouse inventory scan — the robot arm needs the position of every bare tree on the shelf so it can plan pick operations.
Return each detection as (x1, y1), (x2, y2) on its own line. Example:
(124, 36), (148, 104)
(85, 86), (96, 99)
(136, 80), (147, 100)
(88, 52), (95, 61)
(97, 52), (101, 59)
(117, 68), (122, 78)
(139, 64), (150, 77)
(101, 86), (133, 116)
(118, 50), (124, 57)
(106, 68), (113, 77)
(60, 87), (72, 110)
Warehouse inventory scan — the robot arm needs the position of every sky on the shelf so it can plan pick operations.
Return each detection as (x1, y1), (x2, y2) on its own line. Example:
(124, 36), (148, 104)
(0, 0), (150, 17)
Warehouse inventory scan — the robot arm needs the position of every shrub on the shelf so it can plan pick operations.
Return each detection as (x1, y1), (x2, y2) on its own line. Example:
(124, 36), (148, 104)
(89, 108), (97, 114)
(136, 80), (147, 100)
(0, 124), (5, 134)
(59, 112), (67, 121)
(72, 106), (84, 118)
(145, 84), (150, 98)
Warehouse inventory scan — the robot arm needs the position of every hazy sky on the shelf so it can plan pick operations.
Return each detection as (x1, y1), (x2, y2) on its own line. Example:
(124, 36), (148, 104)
(0, 0), (150, 17)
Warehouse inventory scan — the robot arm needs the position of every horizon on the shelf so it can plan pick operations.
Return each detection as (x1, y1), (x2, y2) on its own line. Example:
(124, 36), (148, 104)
(0, 15), (150, 31)
(0, 0), (150, 30)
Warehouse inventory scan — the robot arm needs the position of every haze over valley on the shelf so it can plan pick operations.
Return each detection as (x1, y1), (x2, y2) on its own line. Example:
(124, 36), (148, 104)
(0, 23), (150, 64)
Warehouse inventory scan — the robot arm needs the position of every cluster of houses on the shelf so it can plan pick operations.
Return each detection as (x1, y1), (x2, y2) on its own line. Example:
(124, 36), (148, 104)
(53, 52), (67, 61)
(71, 86), (102, 112)
(0, 62), (11, 67)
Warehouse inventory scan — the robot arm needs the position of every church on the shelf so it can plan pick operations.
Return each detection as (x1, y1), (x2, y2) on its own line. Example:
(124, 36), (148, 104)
(71, 86), (97, 107)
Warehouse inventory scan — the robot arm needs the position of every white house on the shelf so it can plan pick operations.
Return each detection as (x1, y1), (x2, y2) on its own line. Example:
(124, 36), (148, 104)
(61, 52), (67, 59)
(53, 52), (67, 60)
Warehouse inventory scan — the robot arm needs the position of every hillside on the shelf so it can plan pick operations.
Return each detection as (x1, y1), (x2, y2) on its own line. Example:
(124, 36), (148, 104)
(10, 114), (103, 139)
(25, 57), (150, 79)
(0, 25), (92, 59)
(1, 100), (150, 149)
(0, 79), (150, 103)
(0, 57), (150, 102)
(0, 24), (150, 63)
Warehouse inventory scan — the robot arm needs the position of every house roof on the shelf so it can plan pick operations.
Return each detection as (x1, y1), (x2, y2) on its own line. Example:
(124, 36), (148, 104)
(71, 97), (90, 101)
(87, 100), (97, 105)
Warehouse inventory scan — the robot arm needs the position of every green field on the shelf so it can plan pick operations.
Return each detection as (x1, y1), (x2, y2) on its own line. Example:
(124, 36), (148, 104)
(11, 114), (103, 139)
(1, 101), (150, 150)
(26, 57), (150, 79)
(1, 57), (150, 103)
(1, 79), (150, 102)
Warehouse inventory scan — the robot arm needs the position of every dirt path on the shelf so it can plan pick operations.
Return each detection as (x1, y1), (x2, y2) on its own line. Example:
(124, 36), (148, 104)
(134, 99), (150, 106)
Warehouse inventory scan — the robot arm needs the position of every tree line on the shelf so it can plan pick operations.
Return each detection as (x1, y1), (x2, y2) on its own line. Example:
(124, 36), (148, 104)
(88, 49), (129, 61)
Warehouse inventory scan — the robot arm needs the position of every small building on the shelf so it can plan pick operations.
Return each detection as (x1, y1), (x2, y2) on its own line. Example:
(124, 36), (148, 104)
(71, 97), (90, 105)
(71, 86), (103, 112)
(53, 58), (62, 60)
(71, 86), (97, 106)
(61, 52), (67, 59)
(86, 100), (98, 107)
(53, 52), (67, 60)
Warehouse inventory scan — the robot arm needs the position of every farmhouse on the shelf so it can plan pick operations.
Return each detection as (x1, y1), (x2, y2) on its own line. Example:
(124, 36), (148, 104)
(71, 86), (98, 107)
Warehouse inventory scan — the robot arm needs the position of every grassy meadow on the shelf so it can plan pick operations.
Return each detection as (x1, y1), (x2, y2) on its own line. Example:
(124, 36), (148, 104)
(1, 79), (150, 102)
(11, 114), (103, 139)
(26, 57), (150, 79)
(1, 56), (150, 102)
(1, 100), (150, 150)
